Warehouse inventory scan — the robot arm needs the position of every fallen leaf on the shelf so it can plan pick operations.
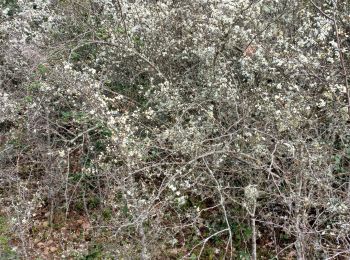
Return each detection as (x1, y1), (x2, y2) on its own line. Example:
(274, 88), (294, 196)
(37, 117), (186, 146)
(42, 221), (49, 227)
(82, 222), (90, 230)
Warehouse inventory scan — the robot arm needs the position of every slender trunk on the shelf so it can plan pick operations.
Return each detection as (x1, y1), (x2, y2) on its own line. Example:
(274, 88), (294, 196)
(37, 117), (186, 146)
(139, 224), (149, 260)
(251, 216), (257, 260)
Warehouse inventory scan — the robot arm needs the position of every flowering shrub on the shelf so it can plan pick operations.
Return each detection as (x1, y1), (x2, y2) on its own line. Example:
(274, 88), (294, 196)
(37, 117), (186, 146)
(1, 0), (350, 258)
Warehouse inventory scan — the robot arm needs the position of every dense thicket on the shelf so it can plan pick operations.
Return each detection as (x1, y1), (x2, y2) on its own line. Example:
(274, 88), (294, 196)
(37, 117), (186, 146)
(1, 0), (350, 259)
